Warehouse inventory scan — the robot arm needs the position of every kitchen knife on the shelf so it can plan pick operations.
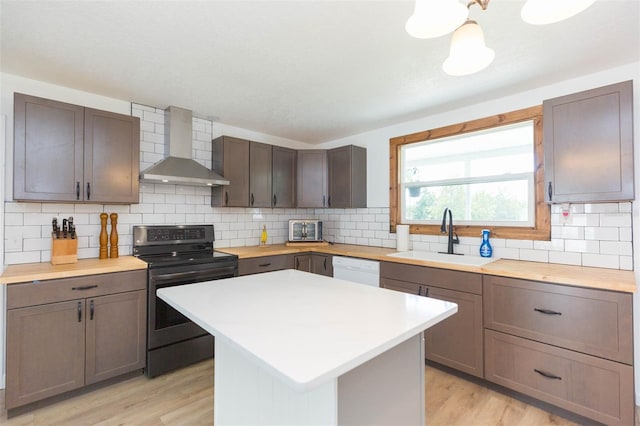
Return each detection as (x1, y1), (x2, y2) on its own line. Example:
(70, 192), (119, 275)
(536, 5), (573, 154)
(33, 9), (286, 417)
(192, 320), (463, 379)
(62, 218), (68, 239)
(52, 218), (59, 239)
(68, 217), (76, 239)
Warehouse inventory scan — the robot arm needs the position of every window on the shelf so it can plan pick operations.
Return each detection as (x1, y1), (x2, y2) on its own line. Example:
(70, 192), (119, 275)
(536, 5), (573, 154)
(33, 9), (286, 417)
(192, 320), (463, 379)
(390, 106), (550, 240)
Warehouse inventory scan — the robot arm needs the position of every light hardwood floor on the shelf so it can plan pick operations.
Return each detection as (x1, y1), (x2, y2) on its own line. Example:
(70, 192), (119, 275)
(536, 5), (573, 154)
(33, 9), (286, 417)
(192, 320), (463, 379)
(0, 360), (585, 425)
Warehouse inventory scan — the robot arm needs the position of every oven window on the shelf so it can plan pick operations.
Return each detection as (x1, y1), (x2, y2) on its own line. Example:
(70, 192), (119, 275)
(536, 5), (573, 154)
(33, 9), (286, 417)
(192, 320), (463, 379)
(156, 298), (190, 329)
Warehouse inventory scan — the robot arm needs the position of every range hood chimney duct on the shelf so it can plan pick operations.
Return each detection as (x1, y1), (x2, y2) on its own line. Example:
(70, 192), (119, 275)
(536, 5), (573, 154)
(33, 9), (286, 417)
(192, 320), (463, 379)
(140, 106), (229, 187)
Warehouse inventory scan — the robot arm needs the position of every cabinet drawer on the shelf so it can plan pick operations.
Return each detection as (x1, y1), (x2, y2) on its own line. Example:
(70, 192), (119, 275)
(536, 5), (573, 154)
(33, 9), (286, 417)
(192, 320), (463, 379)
(485, 330), (634, 426)
(380, 262), (482, 295)
(7, 270), (147, 309)
(380, 277), (422, 295)
(483, 275), (632, 364)
(238, 255), (294, 276)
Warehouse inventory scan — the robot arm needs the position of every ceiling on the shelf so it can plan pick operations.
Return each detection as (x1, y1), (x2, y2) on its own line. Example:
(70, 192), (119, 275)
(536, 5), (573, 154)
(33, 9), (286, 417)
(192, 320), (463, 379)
(1, 1), (639, 144)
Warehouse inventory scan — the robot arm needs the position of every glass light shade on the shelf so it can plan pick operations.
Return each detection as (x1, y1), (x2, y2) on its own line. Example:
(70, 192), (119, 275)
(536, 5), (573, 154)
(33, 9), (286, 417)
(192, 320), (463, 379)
(405, 0), (468, 39)
(443, 20), (495, 76)
(521, 0), (596, 25)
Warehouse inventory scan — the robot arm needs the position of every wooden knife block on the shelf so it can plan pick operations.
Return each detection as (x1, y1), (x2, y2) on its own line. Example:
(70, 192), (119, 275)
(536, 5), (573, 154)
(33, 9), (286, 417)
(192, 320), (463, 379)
(51, 233), (78, 265)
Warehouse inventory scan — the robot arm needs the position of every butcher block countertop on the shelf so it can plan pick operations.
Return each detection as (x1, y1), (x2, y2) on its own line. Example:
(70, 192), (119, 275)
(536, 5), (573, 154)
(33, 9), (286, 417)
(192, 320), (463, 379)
(0, 256), (148, 285)
(220, 244), (637, 293)
(1, 244), (634, 293)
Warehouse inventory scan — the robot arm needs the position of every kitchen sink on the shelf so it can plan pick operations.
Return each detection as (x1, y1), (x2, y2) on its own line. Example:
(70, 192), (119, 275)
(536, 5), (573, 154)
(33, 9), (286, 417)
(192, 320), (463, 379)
(387, 251), (497, 267)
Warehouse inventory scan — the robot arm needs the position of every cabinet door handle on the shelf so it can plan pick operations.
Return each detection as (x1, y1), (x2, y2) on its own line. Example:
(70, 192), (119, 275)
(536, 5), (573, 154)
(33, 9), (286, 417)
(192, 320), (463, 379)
(251, 193), (254, 206)
(323, 258), (327, 270)
(258, 263), (271, 267)
(225, 192), (228, 205)
(77, 301), (82, 322)
(295, 258), (299, 269)
(328, 196), (331, 207)
(86, 182), (91, 200)
(322, 195), (326, 207)
(72, 285), (98, 291)
(273, 194), (277, 206)
(76, 182), (81, 200)
(417, 285), (422, 295)
(90, 300), (95, 320)
(547, 181), (553, 201)
(534, 308), (562, 316)
(534, 369), (562, 380)
(424, 287), (429, 297)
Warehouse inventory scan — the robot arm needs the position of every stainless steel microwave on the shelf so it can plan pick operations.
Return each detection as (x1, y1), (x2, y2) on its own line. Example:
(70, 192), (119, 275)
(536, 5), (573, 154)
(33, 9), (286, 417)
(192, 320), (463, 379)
(288, 220), (323, 242)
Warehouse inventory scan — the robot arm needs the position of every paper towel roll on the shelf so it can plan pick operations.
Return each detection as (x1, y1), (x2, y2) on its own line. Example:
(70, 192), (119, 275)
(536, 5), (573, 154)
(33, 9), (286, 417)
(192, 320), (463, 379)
(396, 225), (410, 251)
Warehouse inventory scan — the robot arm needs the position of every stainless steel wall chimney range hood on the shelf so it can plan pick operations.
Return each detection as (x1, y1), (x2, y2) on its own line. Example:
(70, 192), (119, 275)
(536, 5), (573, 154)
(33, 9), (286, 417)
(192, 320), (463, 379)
(140, 106), (229, 187)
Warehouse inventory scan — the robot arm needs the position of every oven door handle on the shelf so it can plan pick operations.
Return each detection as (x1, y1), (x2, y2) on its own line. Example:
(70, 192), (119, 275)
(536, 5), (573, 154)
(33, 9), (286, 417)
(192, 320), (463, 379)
(151, 269), (236, 283)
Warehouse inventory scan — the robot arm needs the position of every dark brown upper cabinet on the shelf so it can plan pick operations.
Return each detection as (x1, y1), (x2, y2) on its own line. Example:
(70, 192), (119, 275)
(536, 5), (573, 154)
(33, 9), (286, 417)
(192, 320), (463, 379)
(544, 80), (634, 203)
(272, 146), (296, 208)
(13, 93), (140, 204)
(328, 145), (367, 208)
(212, 136), (250, 207)
(250, 141), (273, 207)
(297, 150), (328, 208)
(212, 136), (297, 208)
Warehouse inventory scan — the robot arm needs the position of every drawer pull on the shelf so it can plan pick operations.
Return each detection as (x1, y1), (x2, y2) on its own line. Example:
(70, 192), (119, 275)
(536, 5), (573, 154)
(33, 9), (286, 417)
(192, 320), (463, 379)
(258, 263), (272, 267)
(534, 368), (562, 380)
(534, 308), (562, 316)
(72, 285), (99, 291)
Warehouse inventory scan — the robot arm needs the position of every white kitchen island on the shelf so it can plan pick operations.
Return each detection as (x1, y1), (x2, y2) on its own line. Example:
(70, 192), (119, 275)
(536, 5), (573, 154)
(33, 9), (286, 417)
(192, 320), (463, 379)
(157, 269), (457, 425)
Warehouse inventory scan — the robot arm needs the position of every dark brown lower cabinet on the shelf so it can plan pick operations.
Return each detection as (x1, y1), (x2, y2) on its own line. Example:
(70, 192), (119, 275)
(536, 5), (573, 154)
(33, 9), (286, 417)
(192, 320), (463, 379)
(6, 271), (146, 410)
(238, 254), (294, 275)
(485, 329), (634, 426)
(483, 275), (634, 425)
(380, 262), (484, 377)
(294, 254), (333, 277)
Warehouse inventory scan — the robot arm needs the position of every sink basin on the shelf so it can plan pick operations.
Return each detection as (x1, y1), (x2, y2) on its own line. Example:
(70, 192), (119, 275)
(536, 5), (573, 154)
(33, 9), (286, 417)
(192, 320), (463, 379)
(387, 251), (497, 267)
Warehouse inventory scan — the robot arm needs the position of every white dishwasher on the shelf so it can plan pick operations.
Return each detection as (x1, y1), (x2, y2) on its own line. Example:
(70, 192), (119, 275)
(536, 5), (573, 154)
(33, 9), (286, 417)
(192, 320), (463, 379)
(332, 256), (380, 287)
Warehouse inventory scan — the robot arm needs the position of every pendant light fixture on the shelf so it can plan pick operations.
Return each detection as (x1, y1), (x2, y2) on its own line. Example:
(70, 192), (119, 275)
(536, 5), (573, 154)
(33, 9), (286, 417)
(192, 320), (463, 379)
(405, 0), (597, 76)
(443, 19), (495, 76)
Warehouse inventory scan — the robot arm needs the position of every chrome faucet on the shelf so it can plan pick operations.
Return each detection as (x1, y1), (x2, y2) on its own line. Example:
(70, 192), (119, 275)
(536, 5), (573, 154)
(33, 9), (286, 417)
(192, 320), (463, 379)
(439, 208), (460, 255)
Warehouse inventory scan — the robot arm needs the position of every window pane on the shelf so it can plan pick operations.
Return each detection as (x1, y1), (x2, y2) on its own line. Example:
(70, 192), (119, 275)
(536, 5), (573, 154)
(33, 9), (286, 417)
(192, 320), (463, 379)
(403, 122), (533, 183)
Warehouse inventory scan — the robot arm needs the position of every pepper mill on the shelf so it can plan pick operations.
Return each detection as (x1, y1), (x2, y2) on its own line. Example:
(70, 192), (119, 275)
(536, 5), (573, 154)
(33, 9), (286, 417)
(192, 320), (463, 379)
(109, 213), (119, 259)
(99, 213), (108, 259)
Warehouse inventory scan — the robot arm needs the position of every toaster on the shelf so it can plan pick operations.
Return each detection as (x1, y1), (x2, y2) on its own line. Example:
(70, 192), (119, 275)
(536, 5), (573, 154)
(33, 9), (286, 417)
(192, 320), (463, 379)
(288, 219), (323, 242)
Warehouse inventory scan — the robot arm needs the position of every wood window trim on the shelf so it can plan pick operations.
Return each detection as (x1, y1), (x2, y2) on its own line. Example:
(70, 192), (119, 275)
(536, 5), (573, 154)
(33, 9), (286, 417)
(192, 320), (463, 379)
(389, 105), (550, 241)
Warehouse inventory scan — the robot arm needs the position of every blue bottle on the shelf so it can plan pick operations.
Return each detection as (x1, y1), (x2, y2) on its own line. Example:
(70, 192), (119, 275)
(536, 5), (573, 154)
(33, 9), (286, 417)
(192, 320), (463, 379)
(479, 229), (493, 258)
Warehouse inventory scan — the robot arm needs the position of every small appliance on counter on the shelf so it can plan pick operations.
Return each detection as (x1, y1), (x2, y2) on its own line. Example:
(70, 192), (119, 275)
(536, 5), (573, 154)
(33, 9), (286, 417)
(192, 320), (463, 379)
(288, 219), (323, 242)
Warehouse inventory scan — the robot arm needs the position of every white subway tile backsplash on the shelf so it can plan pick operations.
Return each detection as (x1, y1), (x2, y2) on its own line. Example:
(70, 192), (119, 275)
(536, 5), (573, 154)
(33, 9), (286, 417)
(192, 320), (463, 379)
(600, 213), (632, 227)
(549, 251), (582, 266)
(620, 256), (633, 270)
(505, 239), (534, 249)
(552, 225), (584, 240)
(584, 203), (620, 213)
(600, 241), (633, 256)
(619, 227), (632, 242)
(619, 202), (632, 213)
(5, 251), (41, 265)
(582, 253), (620, 269)
(564, 239), (599, 253)
(584, 226), (619, 241)
(519, 249), (549, 263)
